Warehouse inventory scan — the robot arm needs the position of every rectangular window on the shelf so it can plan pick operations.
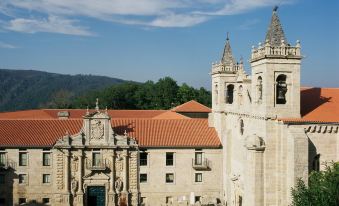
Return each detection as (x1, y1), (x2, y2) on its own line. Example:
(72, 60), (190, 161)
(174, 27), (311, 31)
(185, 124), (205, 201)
(195, 152), (203, 165)
(92, 150), (101, 167)
(0, 153), (5, 167)
(18, 174), (27, 184)
(43, 152), (51, 166)
(165, 173), (174, 183)
(166, 196), (173, 204)
(19, 152), (28, 166)
(43, 174), (51, 183)
(195, 196), (201, 203)
(195, 173), (202, 182)
(166, 152), (174, 166)
(0, 174), (5, 184)
(42, 198), (50, 204)
(139, 173), (147, 183)
(19, 198), (26, 205)
(139, 152), (148, 166)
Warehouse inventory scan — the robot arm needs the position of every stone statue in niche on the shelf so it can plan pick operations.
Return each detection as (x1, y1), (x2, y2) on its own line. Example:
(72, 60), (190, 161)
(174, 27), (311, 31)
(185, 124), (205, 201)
(91, 120), (104, 140)
(71, 177), (78, 196)
(115, 177), (123, 194)
(71, 155), (79, 173)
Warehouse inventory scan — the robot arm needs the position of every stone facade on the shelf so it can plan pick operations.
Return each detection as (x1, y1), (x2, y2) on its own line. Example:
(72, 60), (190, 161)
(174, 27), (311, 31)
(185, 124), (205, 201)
(0, 7), (338, 206)
(210, 8), (338, 206)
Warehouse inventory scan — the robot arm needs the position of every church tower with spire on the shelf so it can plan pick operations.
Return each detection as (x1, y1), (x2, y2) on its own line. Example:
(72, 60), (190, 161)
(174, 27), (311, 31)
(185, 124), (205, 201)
(250, 7), (302, 118)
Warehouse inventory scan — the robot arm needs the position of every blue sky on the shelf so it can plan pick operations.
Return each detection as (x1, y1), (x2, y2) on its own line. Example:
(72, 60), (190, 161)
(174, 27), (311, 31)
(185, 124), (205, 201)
(0, 0), (338, 89)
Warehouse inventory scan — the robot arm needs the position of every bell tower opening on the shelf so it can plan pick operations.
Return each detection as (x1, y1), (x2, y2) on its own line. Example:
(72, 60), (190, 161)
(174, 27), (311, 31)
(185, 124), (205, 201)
(276, 74), (287, 104)
(226, 84), (234, 104)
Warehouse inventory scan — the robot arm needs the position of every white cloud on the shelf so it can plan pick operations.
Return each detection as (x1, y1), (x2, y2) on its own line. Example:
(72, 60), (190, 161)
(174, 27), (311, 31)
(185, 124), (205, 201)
(237, 19), (260, 30)
(6, 16), (94, 36)
(0, 0), (295, 35)
(0, 41), (17, 49)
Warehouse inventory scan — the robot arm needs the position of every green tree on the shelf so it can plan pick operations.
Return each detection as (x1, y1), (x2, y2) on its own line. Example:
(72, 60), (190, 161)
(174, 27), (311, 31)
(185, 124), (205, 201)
(291, 162), (339, 206)
(177, 83), (197, 104)
(154, 77), (179, 109)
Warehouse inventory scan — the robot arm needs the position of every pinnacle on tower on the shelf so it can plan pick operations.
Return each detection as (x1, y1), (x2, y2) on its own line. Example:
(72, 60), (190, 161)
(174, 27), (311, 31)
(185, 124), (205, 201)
(221, 32), (236, 66)
(265, 6), (288, 46)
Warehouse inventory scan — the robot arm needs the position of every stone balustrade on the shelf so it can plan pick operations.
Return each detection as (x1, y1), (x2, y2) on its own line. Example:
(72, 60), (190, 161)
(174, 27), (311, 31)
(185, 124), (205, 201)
(211, 62), (243, 74)
(250, 41), (302, 62)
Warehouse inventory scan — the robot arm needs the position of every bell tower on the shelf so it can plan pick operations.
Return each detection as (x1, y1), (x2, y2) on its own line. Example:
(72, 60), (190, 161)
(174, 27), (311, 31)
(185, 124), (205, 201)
(250, 7), (302, 118)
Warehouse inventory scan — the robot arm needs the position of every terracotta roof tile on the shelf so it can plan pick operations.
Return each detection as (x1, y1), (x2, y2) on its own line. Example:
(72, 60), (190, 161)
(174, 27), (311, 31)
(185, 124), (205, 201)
(0, 119), (220, 148)
(281, 87), (339, 123)
(0, 119), (83, 147)
(171, 100), (211, 113)
(152, 111), (189, 119)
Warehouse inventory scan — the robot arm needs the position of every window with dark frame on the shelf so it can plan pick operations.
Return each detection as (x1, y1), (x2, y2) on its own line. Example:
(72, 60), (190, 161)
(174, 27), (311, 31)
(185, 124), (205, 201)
(43, 152), (51, 166)
(166, 196), (173, 204)
(19, 174), (27, 184)
(165, 173), (174, 183)
(92, 150), (101, 167)
(166, 152), (174, 166)
(195, 173), (202, 182)
(139, 173), (147, 183)
(139, 152), (148, 166)
(195, 152), (203, 165)
(19, 151), (28, 166)
(43, 174), (51, 183)
(0, 152), (5, 167)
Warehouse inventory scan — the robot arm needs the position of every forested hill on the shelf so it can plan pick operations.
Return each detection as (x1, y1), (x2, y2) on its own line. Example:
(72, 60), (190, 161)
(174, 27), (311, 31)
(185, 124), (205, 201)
(0, 69), (126, 111)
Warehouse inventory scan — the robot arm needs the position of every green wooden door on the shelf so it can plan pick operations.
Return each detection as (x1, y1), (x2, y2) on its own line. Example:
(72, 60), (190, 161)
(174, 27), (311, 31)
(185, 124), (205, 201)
(88, 186), (105, 206)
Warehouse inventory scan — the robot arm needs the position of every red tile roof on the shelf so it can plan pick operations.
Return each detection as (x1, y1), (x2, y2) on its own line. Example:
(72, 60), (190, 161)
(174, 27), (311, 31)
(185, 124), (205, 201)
(0, 119), (221, 148)
(171, 100), (211, 113)
(0, 119), (83, 147)
(152, 111), (189, 119)
(281, 87), (339, 123)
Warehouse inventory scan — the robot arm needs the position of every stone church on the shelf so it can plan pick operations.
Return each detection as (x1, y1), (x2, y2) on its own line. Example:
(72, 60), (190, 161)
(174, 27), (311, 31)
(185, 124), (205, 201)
(0, 8), (338, 206)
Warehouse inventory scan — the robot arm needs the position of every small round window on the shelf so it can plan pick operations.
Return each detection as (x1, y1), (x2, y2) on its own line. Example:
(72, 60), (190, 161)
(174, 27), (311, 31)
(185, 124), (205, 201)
(239, 119), (244, 135)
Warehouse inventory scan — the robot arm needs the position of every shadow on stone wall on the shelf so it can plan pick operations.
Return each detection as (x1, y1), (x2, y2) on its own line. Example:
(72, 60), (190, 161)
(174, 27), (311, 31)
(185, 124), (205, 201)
(0, 167), (17, 206)
(308, 137), (318, 172)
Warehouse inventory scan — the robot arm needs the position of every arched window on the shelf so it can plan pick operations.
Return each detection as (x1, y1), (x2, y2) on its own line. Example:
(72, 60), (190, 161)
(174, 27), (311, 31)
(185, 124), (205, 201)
(238, 85), (243, 105)
(257, 76), (263, 103)
(226, 84), (234, 104)
(276, 74), (287, 104)
(239, 119), (244, 135)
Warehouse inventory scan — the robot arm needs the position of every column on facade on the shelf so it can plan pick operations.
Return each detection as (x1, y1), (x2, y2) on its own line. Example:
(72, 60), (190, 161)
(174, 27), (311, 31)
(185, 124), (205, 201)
(123, 150), (129, 192)
(244, 135), (265, 206)
(65, 150), (70, 193)
(78, 150), (84, 193)
(110, 151), (115, 192)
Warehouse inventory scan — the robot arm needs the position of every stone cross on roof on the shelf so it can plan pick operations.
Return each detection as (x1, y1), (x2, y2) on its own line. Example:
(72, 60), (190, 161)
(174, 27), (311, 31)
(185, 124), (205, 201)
(221, 32), (236, 66)
(265, 6), (288, 46)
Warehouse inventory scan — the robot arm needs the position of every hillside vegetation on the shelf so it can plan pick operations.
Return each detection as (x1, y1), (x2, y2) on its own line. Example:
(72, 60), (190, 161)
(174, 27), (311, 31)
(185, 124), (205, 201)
(0, 69), (125, 111)
(0, 70), (211, 111)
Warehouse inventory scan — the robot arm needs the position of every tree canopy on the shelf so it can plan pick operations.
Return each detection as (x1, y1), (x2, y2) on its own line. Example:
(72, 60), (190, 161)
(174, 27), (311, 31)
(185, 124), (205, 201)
(291, 162), (339, 206)
(67, 77), (211, 110)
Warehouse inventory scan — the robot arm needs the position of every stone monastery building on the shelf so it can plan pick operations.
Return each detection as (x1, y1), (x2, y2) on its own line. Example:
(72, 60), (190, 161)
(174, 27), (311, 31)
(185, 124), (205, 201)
(0, 8), (338, 206)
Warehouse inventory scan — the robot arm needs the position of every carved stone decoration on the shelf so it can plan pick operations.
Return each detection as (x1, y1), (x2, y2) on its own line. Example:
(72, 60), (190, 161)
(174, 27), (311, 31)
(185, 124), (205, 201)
(129, 152), (138, 191)
(91, 120), (104, 140)
(71, 177), (78, 196)
(56, 153), (64, 190)
(115, 177), (123, 194)
(115, 153), (123, 177)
